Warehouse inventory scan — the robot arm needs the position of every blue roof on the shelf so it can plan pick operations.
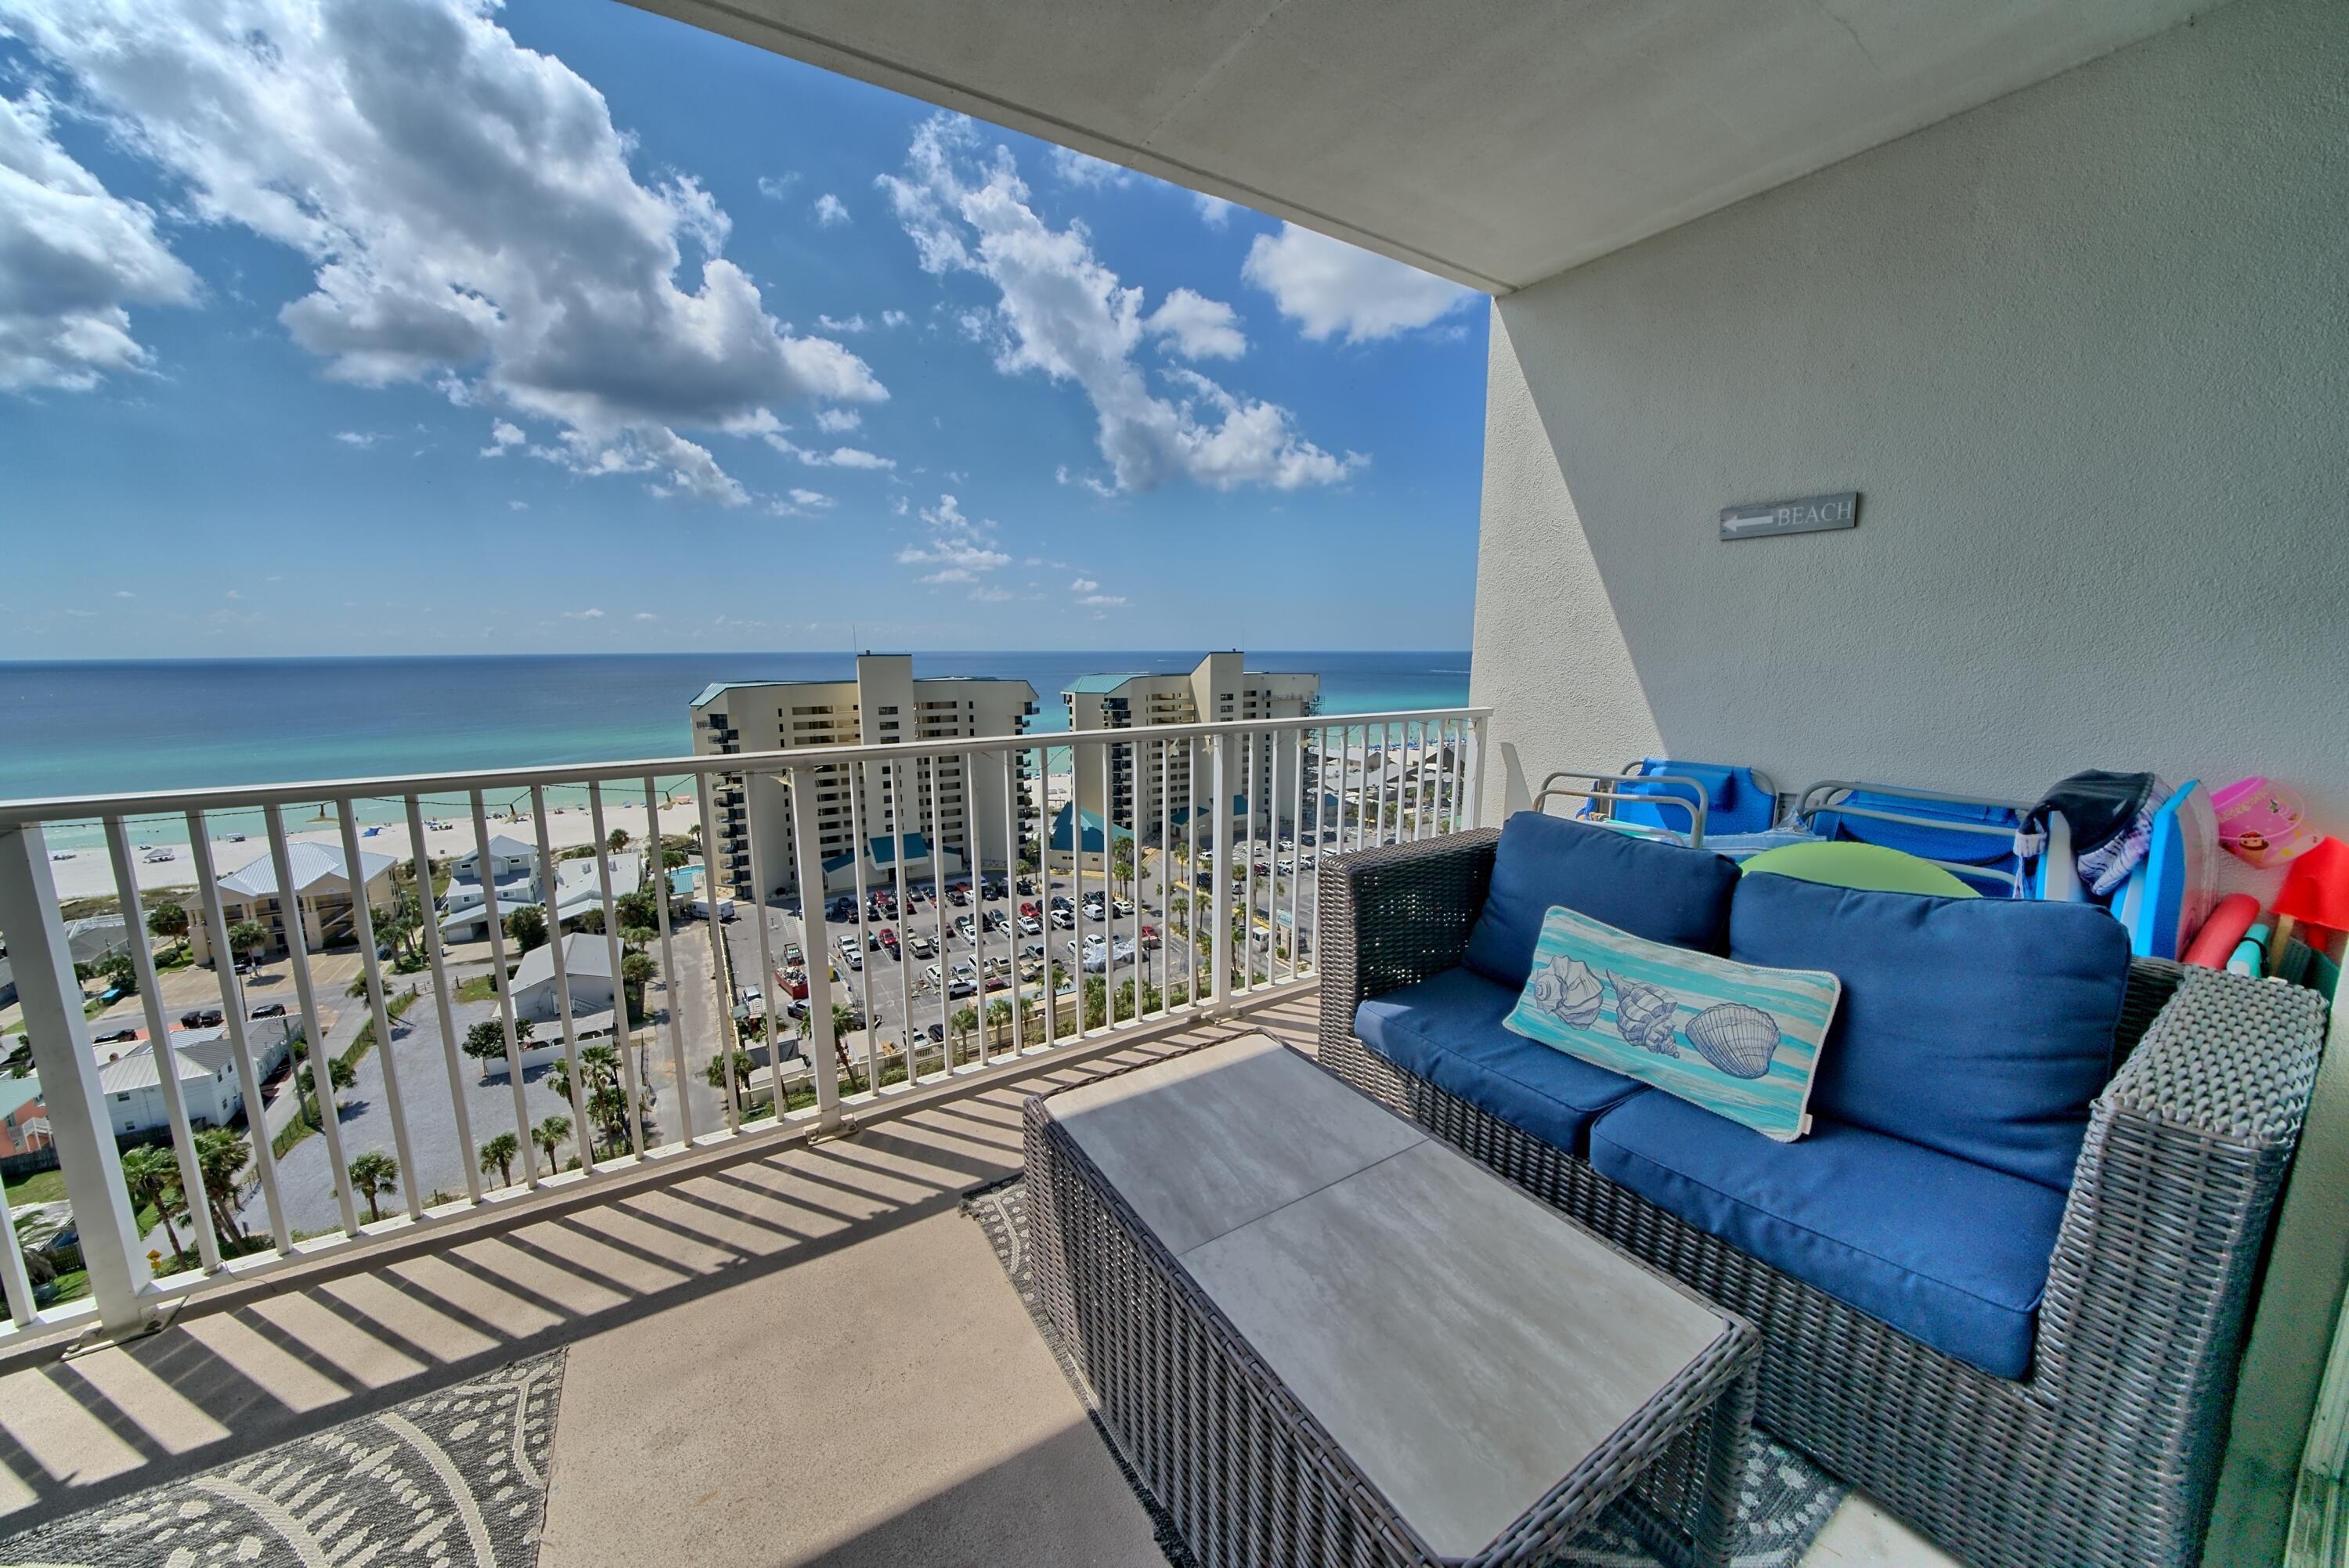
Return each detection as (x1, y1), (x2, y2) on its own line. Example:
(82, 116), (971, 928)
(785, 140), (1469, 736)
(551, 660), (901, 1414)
(1048, 804), (1133, 853)
(821, 832), (935, 874)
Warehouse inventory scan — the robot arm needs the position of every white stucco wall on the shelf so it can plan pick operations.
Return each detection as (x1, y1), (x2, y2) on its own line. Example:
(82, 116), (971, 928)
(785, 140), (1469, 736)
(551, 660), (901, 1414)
(1470, 2), (2347, 1558)
(1474, 0), (2348, 855)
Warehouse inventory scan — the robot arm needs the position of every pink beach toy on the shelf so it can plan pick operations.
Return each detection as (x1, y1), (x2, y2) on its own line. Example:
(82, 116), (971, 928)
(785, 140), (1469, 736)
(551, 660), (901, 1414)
(2210, 777), (2315, 868)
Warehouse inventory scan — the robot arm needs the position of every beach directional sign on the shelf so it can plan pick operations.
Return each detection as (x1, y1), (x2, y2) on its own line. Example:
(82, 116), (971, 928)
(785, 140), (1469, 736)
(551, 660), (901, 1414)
(1720, 492), (1859, 541)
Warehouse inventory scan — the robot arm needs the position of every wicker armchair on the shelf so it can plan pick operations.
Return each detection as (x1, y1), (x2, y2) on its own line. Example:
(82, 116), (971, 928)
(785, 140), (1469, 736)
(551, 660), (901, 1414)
(1317, 829), (2326, 1568)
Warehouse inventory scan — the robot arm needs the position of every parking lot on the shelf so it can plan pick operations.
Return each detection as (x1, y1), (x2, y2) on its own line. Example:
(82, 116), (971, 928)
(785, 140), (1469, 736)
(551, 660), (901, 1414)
(717, 840), (1325, 1080)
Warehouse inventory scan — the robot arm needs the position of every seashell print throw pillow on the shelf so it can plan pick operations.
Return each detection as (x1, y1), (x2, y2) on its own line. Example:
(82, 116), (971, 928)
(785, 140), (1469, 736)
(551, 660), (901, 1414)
(1505, 904), (1841, 1141)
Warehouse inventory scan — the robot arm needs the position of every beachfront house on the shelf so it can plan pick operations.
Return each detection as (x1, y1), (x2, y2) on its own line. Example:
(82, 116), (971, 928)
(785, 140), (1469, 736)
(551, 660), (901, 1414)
(186, 842), (395, 963)
(436, 847), (644, 943)
(0, 5), (2343, 1566)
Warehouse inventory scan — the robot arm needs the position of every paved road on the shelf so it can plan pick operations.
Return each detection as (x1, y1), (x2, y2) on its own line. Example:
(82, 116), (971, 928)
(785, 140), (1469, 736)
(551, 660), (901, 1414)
(233, 951), (721, 1235)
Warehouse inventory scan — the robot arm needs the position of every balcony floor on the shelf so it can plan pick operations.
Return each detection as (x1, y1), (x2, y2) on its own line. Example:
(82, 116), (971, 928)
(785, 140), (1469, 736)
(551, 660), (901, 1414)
(0, 991), (1947, 1566)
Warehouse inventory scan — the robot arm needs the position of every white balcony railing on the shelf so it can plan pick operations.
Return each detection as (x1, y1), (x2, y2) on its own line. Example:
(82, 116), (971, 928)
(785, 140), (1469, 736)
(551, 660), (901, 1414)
(0, 707), (1487, 1347)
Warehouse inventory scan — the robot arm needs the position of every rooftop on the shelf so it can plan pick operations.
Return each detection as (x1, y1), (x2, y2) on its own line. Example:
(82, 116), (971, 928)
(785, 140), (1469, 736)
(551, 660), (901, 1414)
(215, 842), (395, 899)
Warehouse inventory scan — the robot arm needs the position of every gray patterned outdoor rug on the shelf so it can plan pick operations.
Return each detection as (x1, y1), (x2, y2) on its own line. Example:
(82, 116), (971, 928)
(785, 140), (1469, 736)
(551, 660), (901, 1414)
(965, 1177), (1846, 1568)
(0, 1350), (564, 1568)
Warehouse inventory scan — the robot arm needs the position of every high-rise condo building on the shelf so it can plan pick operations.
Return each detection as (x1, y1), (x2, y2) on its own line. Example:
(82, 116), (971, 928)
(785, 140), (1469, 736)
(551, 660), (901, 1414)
(690, 655), (1037, 896)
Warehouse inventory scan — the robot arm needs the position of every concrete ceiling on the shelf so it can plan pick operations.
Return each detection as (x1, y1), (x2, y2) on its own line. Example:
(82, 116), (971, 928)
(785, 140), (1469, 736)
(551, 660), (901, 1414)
(630, 0), (2215, 293)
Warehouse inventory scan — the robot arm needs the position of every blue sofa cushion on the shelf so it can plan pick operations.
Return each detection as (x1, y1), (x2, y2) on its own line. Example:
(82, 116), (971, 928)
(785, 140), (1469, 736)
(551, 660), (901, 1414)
(1590, 1092), (2069, 1379)
(1730, 873), (2131, 1190)
(1355, 967), (1647, 1157)
(1464, 812), (1741, 989)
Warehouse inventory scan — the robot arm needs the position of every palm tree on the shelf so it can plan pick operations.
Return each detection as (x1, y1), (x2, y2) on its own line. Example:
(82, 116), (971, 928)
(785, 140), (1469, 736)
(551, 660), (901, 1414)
(532, 1114), (571, 1170)
(146, 901), (190, 943)
(984, 997), (1012, 1046)
(118, 1144), (185, 1262)
(346, 1149), (399, 1223)
(227, 918), (269, 968)
(193, 1127), (249, 1245)
(607, 827), (630, 853)
(504, 903), (549, 955)
(950, 1005), (979, 1065)
(478, 1132), (519, 1188)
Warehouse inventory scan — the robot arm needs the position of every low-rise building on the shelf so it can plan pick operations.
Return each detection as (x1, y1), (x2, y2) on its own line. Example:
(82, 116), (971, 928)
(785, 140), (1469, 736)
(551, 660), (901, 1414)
(188, 842), (398, 962)
(87, 1017), (298, 1137)
(438, 849), (643, 943)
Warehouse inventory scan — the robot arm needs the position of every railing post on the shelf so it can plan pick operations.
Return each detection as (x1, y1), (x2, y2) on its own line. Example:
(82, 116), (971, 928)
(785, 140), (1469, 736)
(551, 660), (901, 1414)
(1209, 732), (1233, 1012)
(1470, 713), (1492, 829)
(0, 826), (152, 1332)
(790, 766), (842, 1130)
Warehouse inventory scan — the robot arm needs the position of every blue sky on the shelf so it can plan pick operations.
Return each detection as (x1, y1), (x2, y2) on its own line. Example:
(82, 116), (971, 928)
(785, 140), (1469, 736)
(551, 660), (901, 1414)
(0, 0), (1488, 658)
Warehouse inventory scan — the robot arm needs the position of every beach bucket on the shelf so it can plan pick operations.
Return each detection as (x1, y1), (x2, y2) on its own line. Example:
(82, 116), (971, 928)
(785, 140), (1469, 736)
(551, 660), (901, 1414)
(2210, 777), (2315, 868)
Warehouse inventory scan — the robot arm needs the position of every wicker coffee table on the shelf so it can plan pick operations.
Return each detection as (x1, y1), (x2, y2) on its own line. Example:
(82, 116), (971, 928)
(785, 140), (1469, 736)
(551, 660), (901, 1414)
(1025, 1033), (1760, 1568)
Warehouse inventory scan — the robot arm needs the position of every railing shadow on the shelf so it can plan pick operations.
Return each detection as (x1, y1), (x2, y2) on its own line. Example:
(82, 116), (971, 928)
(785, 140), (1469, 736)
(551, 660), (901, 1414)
(0, 1011), (1305, 1536)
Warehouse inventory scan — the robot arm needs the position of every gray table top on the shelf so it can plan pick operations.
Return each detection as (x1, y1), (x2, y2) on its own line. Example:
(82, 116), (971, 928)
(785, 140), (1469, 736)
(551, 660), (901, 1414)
(1044, 1033), (1733, 1559)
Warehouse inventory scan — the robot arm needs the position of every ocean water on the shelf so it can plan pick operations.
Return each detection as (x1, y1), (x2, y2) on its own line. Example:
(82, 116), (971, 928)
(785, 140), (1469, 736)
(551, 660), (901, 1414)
(0, 651), (1471, 842)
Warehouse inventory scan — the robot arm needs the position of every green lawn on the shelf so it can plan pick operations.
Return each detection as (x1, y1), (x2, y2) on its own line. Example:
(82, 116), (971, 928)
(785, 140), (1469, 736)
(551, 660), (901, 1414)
(456, 975), (500, 1003)
(5, 1167), (67, 1207)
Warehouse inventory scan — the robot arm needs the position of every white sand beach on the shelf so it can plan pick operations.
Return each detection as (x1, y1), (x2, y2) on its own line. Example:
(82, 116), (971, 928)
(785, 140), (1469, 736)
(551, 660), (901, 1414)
(41, 800), (709, 903)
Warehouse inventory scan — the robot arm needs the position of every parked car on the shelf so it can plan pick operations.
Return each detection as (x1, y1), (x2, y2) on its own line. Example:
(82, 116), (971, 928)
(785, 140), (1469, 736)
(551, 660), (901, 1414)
(1020, 901), (1041, 918)
(946, 977), (977, 999)
(1019, 914), (1042, 936)
(179, 1007), (225, 1028)
(827, 896), (857, 922)
(1050, 909), (1076, 929)
(1049, 896), (1073, 912)
(907, 932), (936, 959)
(947, 883), (969, 907)
(248, 1001), (287, 1018)
(924, 1023), (946, 1044)
(955, 914), (977, 942)
(924, 963), (943, 986)
(1112, 897), (1135, 917)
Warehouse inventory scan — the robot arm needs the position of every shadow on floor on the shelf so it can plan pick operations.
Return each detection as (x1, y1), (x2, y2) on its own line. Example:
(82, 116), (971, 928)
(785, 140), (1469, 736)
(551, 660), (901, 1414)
(0, 996), (1318, 1537)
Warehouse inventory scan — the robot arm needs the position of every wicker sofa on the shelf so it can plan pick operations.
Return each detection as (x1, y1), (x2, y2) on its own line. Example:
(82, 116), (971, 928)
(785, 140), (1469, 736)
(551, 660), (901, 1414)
(1317, 825), (2327, 1568)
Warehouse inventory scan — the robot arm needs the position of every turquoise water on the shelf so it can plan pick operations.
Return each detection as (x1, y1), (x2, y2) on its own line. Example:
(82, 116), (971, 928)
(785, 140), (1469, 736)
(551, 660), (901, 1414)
(1, 651), (1471, 844)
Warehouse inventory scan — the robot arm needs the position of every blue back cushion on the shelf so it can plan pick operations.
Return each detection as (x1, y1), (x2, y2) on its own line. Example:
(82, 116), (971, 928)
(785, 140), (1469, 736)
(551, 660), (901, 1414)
(1730, 874), (2131, 1190)
(1463, 812), (1740, 988)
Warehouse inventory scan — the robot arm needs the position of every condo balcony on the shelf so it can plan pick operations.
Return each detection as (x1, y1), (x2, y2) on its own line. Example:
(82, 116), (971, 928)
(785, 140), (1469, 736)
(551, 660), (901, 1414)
(2, 0), (2344, 1563)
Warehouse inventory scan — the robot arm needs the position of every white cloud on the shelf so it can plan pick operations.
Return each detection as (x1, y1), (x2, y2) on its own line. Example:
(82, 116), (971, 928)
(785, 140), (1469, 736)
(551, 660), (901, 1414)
(0, 88), (197, 392)
(812, 192), (850, 227)
(1144, 288), (1245, 361)
(879, 116), (1359, 493)
(811, 445), (892, 469)
(1046, 146), (1131, 189)
(114, 588), (135, 598)
(334, 430), (380, 447)
(1079, 593), (1128, 607)
(480, 419), (524, 456)
(897, 492), (1009, 584)
(633, 611), (657, 621)
(1191, 192), (1236, 229)
(787, 487), (832, 508)
(562, 607), (605, 619)
(756, 172), (798, 200)
(507, 499), (527, 510)
(1242, 222), (1477, 343)
(2, 0), (885, 506)
(880, 308), (910, 329)
(816, 313), (867, 333)
(1070, 576), (1099, 593)
(814, 407), (861, 434)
